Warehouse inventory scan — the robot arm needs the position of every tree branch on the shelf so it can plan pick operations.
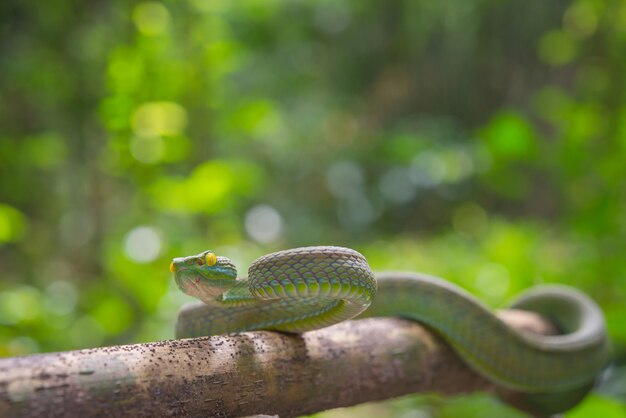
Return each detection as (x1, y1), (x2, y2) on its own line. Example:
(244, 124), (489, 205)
(0, 311), (556, 418)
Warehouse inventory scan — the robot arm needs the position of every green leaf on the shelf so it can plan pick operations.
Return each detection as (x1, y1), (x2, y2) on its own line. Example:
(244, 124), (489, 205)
(566, 394), (626, 418)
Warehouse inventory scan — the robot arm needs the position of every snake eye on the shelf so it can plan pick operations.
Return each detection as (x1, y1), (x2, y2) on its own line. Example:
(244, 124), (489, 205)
(205, 252), (217, 266)
(196, 257), (205, 266)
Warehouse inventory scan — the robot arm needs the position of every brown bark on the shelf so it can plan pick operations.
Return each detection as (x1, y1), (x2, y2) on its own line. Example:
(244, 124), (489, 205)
(0, 312), (556, 418)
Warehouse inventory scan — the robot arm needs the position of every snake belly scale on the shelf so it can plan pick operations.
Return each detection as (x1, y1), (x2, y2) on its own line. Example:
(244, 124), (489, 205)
(171, 245), (610, 415)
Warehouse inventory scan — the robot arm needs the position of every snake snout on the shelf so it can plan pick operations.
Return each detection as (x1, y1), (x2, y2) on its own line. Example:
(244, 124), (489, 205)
(170, 257), (186, 273)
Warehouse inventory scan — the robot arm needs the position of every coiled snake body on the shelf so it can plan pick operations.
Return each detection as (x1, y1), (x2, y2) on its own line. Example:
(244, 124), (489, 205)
(171, 246), (610, 415)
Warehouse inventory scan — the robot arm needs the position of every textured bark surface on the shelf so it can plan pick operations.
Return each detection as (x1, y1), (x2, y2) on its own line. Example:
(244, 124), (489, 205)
(0, 312), (556, 418)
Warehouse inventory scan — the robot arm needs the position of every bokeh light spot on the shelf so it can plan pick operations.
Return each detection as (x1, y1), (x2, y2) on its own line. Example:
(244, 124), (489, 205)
(539, 30), (577, 66)
(130, 136), (165, 163)
(44, 281), (78, 316)
(133, 2), (170, 36)
(326, 160), (364, 198)
(0, 286), (42, 324)
(132, 102), (187, 138)
(480, 111), (535, 159)
(409, 152), (447, 188)
(563, 2), (597, 39)
(0, 204), (26, 243)
(124, 226), (162, 263)
(245, 204), (283, 243)
(379, 167), (415, 204)
(314, 0), (352, 34)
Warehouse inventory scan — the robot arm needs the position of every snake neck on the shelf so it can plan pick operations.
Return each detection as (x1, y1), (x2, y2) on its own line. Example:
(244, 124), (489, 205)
(220, 279), (258, 305)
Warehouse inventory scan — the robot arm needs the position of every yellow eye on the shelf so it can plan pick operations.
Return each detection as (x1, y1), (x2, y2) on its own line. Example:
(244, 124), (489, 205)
(205, 252), (217, 266)
(169, 262), (176, 273)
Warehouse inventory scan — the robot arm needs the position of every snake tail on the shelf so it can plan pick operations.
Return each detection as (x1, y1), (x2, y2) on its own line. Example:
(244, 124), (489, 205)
(362, 272), (610, 416)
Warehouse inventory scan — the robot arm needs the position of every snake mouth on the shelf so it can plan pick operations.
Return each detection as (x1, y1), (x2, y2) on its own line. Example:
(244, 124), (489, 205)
(173, 269), (201, 295)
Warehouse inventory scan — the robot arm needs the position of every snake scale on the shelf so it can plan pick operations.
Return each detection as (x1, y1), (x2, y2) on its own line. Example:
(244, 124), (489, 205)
(170, 246), (610, 415)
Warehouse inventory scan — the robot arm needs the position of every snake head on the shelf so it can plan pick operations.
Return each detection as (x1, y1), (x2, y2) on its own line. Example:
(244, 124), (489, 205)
(170, 250), (238, 303)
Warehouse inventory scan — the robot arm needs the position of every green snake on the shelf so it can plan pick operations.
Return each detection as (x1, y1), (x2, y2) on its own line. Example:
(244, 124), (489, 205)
(171, 246), (610, 415)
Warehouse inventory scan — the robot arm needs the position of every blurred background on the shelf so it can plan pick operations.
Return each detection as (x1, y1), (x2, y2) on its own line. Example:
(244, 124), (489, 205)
(1, 0), (625, 416)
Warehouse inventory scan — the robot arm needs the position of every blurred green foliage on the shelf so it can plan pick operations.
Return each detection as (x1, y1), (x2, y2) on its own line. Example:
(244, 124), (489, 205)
(1, 0), (625, 416)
